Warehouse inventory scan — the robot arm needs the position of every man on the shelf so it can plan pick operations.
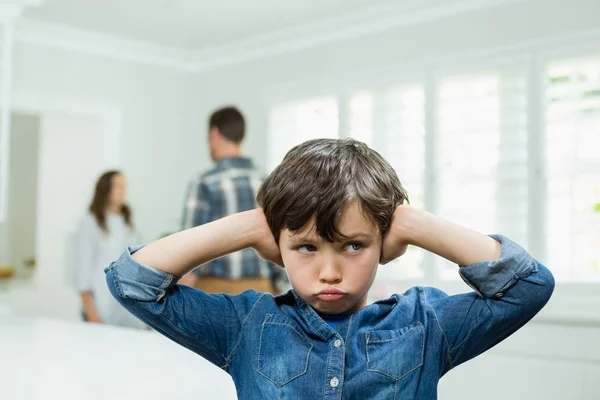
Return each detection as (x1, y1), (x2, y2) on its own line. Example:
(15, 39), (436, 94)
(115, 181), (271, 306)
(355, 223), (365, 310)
(178, 106), (286, 294)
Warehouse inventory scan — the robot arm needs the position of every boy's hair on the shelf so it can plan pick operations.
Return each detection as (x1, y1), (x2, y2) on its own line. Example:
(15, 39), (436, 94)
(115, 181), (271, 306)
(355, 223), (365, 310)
(209, 106), (245, 144)
(257, 138), (409, 242)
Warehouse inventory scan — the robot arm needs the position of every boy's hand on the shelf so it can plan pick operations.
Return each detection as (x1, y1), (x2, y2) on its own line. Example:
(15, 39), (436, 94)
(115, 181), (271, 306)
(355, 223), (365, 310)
(249, 209), (284, 267)
(380, 205), (411, 265)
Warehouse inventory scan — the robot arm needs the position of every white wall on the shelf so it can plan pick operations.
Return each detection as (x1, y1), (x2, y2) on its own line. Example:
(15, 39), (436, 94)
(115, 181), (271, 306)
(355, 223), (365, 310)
(19, 111), (114, 320)
(35, 112), (111, 289)
(191, 0), (600, 169)
(0, 210), (8, 265)
(0, 221), (7, 265)
(438, 322), (600, 400)
(0, 113), (41, 269)
(12, 43), (212, 243)
(7, 113), (40, 276)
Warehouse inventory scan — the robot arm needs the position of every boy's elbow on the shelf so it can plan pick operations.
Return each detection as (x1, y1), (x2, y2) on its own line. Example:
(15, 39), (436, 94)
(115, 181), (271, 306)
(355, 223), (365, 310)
(105, 267), (123, 302)
(542, 263), (555, 303)
(529, 261), (555, 311)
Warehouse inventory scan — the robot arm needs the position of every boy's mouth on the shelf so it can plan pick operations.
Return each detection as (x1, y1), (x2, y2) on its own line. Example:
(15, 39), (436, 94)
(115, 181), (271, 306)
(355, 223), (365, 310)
(316, 288), (345, 301)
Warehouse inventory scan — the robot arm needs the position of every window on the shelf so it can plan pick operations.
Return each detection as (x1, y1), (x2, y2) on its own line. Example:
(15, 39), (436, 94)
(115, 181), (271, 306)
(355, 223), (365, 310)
(266, 51), (600, 287)
(546, 56), (600, 280)
(346, 86), (426, 288)
(377, 86), (426, 281)
(348, 91), (374, 146)
(267, 96), (339, 172)
(436, 70), (529, 278)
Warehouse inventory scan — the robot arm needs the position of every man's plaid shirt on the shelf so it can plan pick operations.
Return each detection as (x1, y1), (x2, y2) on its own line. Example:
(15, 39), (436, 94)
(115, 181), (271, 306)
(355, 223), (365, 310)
(182, 157), (286, 289)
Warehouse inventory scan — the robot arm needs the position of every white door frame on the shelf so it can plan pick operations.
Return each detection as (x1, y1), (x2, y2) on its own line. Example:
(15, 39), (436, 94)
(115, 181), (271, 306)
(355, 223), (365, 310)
(10, 90), (121, 286)
(11, 90), (121, 164)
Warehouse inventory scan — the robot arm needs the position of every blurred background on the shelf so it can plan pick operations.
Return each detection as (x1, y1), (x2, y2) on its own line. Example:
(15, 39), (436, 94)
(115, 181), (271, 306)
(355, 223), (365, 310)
(0, 0), (598, 399)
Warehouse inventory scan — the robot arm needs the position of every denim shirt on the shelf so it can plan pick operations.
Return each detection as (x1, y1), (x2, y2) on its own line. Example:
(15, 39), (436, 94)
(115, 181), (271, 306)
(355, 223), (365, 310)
(105, 235), (554, 399)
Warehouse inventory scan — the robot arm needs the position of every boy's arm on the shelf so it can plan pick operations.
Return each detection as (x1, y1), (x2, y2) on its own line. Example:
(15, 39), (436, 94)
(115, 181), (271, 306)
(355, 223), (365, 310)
(132, 209), (282, 276)
(381, 205), (501, 267)
(383, 206), (555, 374)
(105, 209), (282, 368)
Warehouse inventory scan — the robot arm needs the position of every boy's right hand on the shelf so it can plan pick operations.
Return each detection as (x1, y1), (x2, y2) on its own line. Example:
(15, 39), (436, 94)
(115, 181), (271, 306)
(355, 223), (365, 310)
(380, 205), (412, 265)
(249, 209), (284, 267)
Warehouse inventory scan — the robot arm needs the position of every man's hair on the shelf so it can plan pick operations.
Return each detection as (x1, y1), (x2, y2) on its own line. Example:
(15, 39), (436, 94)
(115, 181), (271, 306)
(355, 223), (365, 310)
(257, 138), (409, 242)
(209, 106), (245, 144)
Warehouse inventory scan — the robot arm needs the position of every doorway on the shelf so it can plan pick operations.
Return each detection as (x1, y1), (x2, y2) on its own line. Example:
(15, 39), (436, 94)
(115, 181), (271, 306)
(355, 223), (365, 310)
(1, 94), (120, 320)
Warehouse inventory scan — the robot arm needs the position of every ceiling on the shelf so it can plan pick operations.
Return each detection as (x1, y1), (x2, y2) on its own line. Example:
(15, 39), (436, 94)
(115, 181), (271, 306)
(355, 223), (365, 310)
(23, 0), (389, 49)
(15, 0), (522, 71)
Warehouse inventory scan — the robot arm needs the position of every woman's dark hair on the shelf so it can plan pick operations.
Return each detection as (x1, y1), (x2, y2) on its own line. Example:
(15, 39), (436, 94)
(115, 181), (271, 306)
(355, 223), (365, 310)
(89, 170), (132, 233)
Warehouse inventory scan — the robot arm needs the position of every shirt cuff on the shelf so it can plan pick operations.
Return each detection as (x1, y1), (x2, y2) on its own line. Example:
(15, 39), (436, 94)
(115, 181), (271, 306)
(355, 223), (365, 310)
(104, 245), (180, 302)
(458, 234), (537, 299)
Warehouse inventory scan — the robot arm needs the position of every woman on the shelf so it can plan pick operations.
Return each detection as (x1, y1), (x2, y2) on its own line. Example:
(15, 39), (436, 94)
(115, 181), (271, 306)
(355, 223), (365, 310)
(74, 170), (144, 328)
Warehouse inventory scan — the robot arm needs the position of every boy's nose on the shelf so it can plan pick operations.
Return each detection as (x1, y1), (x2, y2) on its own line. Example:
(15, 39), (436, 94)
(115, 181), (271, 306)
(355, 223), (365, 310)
(319, 257), (342, 284)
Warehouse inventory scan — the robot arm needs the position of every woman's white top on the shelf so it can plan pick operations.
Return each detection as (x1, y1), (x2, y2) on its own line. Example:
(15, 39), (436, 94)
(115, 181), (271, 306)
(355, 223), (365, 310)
(73, 212), (145, 329)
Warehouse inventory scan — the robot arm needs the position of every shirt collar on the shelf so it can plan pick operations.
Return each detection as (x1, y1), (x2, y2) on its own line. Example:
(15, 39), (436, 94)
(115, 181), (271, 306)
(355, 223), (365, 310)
(215, 157), (253, 170)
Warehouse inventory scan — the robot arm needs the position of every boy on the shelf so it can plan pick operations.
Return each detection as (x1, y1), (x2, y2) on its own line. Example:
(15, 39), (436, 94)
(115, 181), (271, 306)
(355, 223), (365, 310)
(106, 138), (554, 399)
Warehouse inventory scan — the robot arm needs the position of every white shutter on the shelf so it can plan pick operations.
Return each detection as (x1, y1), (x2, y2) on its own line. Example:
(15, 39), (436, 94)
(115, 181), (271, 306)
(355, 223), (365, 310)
(437, 70), (528, 278)
(267, 96), (339, 172)
(381, 86), (426, 210)
(546, 56), (600, 280)
(348, 91), (374, 146)
(347, 86), (426, 288)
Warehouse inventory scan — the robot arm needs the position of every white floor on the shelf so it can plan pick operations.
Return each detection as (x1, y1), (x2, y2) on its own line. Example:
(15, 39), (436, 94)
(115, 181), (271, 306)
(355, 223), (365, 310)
(0, 278), (237, 399)
(0, 317), (237, 400)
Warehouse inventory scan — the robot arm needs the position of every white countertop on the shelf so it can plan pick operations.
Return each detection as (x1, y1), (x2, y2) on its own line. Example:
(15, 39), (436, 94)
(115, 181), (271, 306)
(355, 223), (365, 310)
(0, 317), (237, 400)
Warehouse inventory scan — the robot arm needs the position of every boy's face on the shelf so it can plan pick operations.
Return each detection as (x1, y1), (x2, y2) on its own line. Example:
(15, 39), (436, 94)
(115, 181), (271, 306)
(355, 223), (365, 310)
(279, 200), (381, 315)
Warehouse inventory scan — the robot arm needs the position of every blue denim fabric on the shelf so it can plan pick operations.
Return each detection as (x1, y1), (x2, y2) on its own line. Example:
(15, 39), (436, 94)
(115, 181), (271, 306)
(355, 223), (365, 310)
(105, 235), (554, 399)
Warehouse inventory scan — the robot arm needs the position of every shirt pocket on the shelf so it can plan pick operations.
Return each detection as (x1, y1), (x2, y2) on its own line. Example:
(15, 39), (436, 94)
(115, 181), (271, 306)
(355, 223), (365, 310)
(365, 323), (425, 381)
(257, 315), (313, 386)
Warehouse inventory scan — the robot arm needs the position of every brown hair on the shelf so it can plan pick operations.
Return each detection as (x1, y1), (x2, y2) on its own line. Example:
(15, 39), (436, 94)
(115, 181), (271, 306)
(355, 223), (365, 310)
(89, 170), (132, 234)
(209, 106), (245, 144)
(257, 138), (409, 242)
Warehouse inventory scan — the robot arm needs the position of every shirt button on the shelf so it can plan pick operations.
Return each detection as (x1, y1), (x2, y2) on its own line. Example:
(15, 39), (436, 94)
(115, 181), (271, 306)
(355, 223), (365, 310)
(330, 377), (339, 387)
(334, 339), (342, 348)
(495, 292), (504, 298)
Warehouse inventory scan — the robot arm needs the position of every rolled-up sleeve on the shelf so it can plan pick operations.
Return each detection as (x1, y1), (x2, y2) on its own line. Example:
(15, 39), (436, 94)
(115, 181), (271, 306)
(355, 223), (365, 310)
(105, 246), (264, 369)
(458, 234), (539, 299)
(425, 235), (555, 375)
(105, 245), (179, 303)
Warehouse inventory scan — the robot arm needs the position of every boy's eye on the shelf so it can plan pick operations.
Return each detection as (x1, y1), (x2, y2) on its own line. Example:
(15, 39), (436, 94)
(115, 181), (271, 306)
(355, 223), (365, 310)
(345, 243), (363, 252)
(298, 244), (317, 253)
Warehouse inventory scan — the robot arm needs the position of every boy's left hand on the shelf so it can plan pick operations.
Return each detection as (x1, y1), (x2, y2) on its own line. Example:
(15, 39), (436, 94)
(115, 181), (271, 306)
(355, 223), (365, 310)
(249, 209), (284, 267)
(380, 205), (411, 265)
